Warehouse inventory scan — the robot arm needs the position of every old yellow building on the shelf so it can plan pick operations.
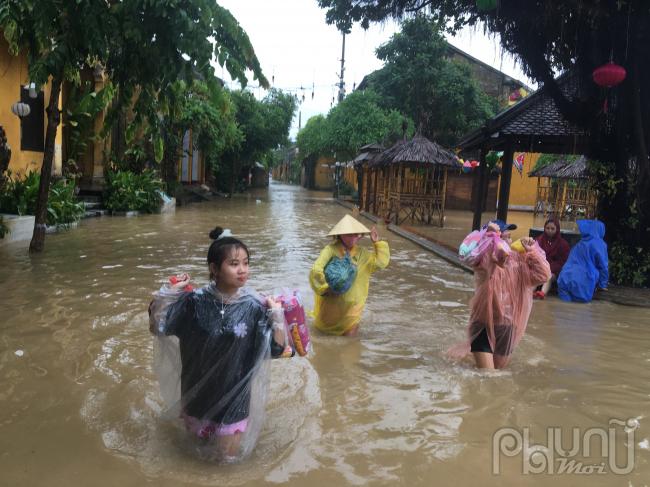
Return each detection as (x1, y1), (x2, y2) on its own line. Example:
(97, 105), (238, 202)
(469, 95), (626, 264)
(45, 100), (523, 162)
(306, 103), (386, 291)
(501, 152), (546, 210)
(0, 38), (63, 178)
(302, 155), (335, 190)
(2, 36), (206, 190)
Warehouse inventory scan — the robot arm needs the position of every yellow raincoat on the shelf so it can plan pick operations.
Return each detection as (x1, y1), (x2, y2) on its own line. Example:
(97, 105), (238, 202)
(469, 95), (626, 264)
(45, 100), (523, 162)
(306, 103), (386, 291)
(310, 240), (390, 335)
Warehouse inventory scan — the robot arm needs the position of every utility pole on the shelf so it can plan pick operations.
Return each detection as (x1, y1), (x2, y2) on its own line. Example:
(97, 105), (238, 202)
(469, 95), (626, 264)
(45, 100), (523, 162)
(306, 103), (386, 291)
(338, 32), (346, 102)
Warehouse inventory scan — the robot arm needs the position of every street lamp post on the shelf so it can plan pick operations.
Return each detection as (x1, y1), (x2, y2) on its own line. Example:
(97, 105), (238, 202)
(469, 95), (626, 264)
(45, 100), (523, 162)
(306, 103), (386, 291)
(334, 161), (342, 199)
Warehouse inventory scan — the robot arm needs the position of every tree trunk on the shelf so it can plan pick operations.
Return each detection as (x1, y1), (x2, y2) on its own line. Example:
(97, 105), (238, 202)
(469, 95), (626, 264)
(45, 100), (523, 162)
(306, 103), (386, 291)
(0, 125), (11, 192)
(630, 53), (650, 245)
(29, 76), (62, 253)
(230, 158), (236, 197)
(161, 126), (179, 189)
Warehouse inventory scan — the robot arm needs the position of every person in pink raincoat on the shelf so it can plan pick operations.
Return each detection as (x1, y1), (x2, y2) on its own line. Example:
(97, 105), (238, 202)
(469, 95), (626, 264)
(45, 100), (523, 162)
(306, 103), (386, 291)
(451, 221), (551, 369)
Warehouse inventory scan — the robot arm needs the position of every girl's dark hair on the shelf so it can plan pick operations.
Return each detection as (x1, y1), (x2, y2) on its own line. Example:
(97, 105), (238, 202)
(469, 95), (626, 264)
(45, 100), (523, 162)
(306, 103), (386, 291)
(207, 227), (249, 280)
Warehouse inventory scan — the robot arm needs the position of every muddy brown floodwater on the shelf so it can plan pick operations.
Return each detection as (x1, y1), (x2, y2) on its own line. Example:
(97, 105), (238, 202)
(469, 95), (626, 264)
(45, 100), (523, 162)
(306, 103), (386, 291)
(1, 182), (648, 487)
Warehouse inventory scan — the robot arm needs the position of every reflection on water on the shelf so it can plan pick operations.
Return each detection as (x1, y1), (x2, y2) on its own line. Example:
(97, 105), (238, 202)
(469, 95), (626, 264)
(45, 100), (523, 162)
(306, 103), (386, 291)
(0, 182), (649, 486)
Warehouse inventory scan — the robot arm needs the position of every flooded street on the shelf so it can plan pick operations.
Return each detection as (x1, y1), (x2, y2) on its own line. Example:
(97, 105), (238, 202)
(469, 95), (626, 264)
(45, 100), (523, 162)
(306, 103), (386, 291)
(1, 182), (649, 486)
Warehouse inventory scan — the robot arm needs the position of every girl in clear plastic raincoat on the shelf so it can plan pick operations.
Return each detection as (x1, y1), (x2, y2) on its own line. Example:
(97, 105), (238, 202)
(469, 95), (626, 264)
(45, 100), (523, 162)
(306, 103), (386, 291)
(451, 221), (550, 369)
(148, 227), (288, 462)
(309, 214), (390, 336)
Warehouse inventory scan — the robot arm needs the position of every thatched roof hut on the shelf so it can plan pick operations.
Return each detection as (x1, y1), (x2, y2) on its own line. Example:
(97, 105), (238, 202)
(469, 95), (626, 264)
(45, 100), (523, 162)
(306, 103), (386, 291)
(556, 155), (589, 179)
(528, 155), (589, 179)
(529, 155), (595, 220)
(359, 143), (383, 152)
(359, 135), (456, 227)
(376, 135), (458, 168)
(353, 143), (383, 167)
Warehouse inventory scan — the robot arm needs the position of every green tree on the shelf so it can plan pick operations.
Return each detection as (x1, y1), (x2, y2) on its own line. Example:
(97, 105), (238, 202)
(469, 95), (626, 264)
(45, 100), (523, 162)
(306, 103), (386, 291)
(0, 0), (267, 252)
(155, 79), (241, 189)
(296, 115), (329, 190)
(323, 89), (410, 160)
(298, 91), (411, 162)
(318, 0), (650, 286)
(63, 82), (116, 178)
(296, 91), (411, 189)
(185, 82), (242, 185)
(296, 114), (329, 160)
(365, 16), (496, 146)
(219, 89), (297, 194)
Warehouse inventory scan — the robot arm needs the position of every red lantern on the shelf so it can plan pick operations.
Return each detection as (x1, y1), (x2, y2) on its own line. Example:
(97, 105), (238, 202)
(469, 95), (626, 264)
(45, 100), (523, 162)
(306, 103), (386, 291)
(592, 62), (626, 88)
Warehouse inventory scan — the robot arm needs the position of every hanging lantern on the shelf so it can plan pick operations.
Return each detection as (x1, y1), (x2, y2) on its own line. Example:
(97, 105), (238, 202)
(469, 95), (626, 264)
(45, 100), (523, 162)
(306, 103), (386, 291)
(592, 62), (626, 88)
(476, 0), (497, 11)
(11, 101), (30, 118)
(485, 151), (499, 169)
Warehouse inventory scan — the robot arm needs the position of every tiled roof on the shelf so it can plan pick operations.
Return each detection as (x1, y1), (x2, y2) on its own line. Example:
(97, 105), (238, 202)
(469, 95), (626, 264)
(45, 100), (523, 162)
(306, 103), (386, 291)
(458, 71), (590, 152)
(500, 74), (587, 137)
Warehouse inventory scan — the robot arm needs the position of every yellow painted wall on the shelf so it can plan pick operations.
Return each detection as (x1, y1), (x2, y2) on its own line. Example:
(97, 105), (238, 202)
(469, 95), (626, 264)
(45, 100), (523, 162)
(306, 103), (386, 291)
(176, 129), (205, 183)
(343, 165), (357, 190)
(504, 152), (543, 208)
(0, 38), (63, 179)
(314, 156), (334, 190)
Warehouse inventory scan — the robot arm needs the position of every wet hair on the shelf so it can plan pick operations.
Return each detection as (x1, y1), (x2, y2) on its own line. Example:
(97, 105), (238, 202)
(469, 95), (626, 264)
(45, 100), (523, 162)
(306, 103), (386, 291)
(207, 227), (250, 280)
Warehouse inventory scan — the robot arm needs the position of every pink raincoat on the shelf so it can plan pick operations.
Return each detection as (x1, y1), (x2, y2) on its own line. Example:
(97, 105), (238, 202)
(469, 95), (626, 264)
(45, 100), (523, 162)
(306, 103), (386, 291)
(450, 233), (551, 360)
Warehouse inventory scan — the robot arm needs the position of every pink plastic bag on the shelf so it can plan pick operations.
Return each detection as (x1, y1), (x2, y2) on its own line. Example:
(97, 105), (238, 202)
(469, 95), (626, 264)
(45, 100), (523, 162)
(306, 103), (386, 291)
(277, 291), (310, 357)
(459, 230), (510, 266)
(458, 229), (484, 265)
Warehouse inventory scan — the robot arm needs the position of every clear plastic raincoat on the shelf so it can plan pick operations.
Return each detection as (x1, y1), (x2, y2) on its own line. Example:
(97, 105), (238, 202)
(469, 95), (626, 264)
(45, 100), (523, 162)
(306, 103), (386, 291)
(149, 282), (286, 461)
(450, 232), (550, 360)
(310, 240), (390, 335)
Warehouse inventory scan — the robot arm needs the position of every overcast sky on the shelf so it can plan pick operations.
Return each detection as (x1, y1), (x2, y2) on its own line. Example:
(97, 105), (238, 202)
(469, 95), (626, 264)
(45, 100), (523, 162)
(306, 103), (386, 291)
(217, 0), (535, 139)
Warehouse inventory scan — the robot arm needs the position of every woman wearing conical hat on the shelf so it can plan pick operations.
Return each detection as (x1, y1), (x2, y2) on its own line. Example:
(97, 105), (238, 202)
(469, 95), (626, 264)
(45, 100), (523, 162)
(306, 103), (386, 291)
(309, 214), (390, 336)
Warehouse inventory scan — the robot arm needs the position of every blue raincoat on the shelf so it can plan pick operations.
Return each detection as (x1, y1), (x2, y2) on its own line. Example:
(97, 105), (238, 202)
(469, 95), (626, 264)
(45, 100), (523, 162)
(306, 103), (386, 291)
(558, 220), (609, 303)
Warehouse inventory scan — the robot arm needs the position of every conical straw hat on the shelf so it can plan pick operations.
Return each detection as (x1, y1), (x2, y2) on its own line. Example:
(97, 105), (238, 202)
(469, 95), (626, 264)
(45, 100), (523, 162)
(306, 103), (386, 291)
(327, 214), (371, 236)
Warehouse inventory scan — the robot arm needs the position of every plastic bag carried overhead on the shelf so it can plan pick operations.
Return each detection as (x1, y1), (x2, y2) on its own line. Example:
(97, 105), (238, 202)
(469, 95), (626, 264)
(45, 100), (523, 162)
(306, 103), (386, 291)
(459, 229), (511, 267)
(149, 278), (286, 462)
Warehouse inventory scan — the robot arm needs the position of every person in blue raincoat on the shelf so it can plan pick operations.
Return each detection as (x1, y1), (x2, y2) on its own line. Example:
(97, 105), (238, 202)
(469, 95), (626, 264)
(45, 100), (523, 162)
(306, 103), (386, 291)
(557, 219), (609, 303)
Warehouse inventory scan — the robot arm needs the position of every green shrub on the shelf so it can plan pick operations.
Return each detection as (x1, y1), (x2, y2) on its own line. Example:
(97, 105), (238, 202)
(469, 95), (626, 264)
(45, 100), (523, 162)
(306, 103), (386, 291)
(0, 171), (83, 227)
(609, 242), (650, 288)
(104, 170), (163, 213)
(0, 170), (40, 215)
(47, 179), (85, 226)
(338, 181), (355, 196)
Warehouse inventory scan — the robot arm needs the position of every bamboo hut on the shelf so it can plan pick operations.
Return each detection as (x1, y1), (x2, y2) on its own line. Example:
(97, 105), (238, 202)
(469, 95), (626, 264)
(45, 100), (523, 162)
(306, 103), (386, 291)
(529, 155), (596, 220)
(354, 143), (383, 213)
(371, 135), (458, 226)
